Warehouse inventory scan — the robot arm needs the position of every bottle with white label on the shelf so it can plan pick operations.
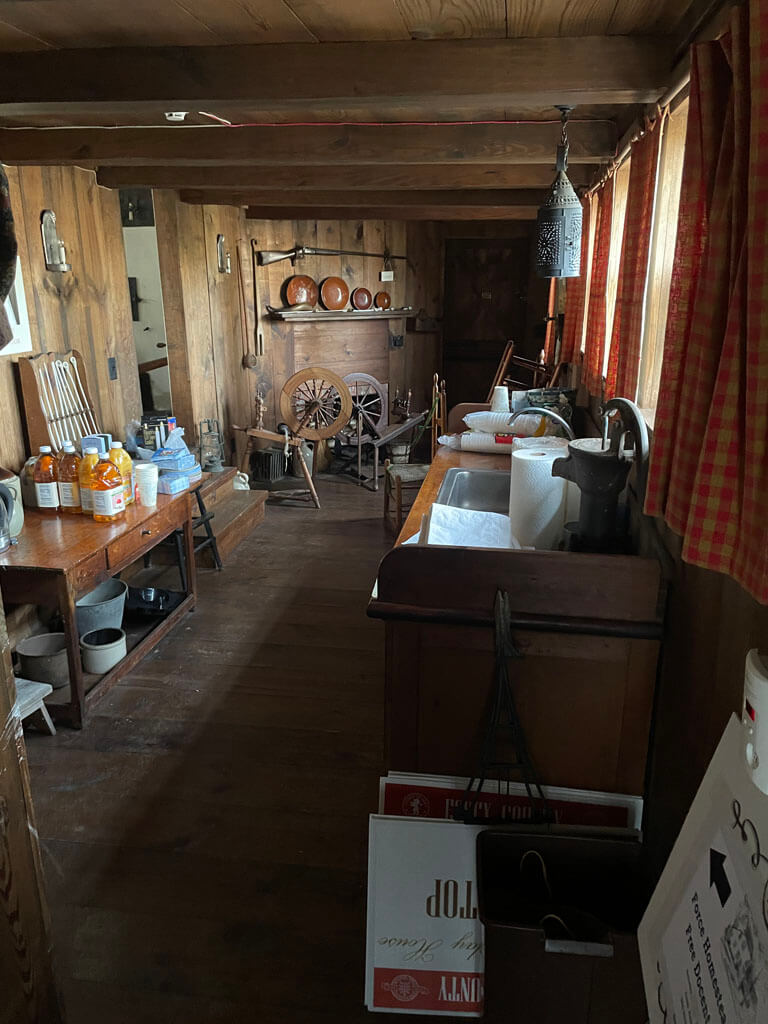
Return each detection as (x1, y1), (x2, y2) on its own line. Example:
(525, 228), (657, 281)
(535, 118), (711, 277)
(57, 441), (82, 514)
(90, 454), (126, 523)
(33, 445), (59, 514)
(79, 447), (99, 514)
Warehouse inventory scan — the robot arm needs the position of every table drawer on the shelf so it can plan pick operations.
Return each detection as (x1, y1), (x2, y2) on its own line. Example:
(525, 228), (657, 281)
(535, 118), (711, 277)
(105, 502), (185, 571)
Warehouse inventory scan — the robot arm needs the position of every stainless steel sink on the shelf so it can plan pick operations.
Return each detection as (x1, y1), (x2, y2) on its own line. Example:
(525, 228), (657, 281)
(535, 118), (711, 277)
(435, 468), (509, 514)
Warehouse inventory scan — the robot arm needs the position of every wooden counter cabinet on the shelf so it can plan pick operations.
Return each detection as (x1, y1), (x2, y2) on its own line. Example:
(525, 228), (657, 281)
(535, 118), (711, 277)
(368, 447), (666, 797)
(0, 492), (196, 728)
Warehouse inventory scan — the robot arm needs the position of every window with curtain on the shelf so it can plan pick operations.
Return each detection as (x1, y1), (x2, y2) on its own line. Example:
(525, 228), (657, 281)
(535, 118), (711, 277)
(579, 193), (598, 354)
(603, 159), (631, 378)
(637, 99), (689, 415)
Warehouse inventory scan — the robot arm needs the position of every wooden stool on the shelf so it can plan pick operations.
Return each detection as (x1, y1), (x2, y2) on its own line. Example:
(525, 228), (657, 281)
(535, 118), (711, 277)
(383, 459), (429, 534)
(14, 678), (56, 736)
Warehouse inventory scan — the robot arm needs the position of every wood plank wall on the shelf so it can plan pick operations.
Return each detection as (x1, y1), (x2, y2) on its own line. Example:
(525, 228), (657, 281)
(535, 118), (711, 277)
(156, 198), (444, 452)
(0, 165), (141, 472)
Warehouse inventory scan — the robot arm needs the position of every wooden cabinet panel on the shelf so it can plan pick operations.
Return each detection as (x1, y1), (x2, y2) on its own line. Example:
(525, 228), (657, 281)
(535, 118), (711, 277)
(72, 549), (108, 595)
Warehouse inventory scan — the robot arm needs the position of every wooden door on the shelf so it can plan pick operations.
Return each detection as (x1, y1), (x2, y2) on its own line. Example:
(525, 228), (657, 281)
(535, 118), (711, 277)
(443, 237), (531, 403)
(0, 592), (62, 1024)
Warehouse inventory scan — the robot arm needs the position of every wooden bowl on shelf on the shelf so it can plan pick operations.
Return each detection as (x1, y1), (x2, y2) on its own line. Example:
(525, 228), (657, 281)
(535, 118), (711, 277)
(320, 276), (350, 310)
(284, 275), (319, 307)
(374, 290), (392, 310)
(351, 286), (373, 310)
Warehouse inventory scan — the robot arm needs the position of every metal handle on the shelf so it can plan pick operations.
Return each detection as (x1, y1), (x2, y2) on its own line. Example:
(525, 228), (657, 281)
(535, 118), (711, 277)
(141, 529), (151, 536)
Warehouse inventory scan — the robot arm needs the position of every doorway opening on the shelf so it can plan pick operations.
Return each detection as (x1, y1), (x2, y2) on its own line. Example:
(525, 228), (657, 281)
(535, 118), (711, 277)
(119, 189), (172, 416)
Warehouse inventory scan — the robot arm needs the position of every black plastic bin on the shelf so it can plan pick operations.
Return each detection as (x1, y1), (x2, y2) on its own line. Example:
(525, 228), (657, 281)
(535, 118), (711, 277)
(477, 827), (650, 1024)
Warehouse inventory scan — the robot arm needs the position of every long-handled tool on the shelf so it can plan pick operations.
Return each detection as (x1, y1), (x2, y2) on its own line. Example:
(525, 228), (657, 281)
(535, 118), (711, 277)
(35, 365), (60, 449)
(70, 355), (99, 434)
(256, 245), (406, 267)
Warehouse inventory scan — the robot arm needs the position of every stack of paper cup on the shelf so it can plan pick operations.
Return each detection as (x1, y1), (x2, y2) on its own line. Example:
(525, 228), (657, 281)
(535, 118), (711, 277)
(490, 386), (510, 413)
(134, 462), (159, 507)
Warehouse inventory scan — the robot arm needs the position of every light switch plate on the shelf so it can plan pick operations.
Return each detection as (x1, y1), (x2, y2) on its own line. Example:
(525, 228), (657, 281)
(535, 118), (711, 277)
(107, 357), (118, 381)
(379, 269), (395, 282)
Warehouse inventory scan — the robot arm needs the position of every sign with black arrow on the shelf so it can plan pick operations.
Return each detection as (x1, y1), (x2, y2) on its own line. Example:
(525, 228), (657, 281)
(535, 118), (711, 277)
(709, 848), (731, 908)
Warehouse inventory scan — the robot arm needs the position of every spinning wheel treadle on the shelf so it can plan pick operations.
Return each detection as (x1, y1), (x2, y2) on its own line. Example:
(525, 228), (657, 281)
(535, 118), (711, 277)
(279, 366), (352, 441)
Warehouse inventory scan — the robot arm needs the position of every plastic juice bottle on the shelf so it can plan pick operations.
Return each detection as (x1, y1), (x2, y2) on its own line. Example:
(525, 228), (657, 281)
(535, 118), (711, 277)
(109, 441), (134, 505)
(91, 455), (126, 523)
(57, 441), (82, 514)
(79, 447), (100, 515)
(33, 445), (59, 514)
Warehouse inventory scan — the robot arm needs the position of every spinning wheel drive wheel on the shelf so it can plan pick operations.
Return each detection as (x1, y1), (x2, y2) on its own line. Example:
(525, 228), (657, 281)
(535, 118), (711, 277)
(337, 372), (388, 444)
(279, 366), (353, 441)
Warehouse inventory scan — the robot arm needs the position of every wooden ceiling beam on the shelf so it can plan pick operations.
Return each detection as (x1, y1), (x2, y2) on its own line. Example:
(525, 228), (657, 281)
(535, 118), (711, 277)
(245, 205), (537, 221)
(0, 37), (674, 119)
(0, 122), (616, 166)
(96, 164), (597, 190)
(179, 188), (544, 207)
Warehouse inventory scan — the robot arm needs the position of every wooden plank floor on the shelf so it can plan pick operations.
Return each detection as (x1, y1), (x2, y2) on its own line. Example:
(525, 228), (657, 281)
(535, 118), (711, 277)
(24, 476), (420, 1023)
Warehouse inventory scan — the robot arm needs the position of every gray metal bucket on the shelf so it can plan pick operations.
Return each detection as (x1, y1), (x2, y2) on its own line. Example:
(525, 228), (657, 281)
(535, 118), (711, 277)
(16, 632), (69, 689)
(75, 578), (128, 637)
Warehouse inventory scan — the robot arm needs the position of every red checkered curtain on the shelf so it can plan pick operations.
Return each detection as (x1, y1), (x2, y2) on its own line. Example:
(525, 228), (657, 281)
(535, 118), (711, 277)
(560, 197), (591, 364)
(605, 121), (662, 400)
(582, 177), (614, 395)
(646, 3), (768, 603)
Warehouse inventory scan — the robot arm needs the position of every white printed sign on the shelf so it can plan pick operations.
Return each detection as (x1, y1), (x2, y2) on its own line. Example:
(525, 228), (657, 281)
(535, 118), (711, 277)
(2, 256), (33, 356)
(640, 717), (768, 1024)
(366, 816), (484, 1016)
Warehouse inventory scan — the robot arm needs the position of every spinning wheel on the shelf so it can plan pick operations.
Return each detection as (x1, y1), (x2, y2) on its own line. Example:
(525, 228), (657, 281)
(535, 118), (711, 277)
(279, 366), (353, 441)
(337, 372), (388, 444)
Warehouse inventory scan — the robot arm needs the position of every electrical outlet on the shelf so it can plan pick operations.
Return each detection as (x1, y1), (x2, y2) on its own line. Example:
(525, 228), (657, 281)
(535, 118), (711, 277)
(108, 357), (118, 381)
(380, 269), (395, 282)
(390, 334), (404, 349)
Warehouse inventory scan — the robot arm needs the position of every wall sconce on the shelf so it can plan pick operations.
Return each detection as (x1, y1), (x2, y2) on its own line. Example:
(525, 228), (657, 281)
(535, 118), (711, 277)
(40, 210), (71, 272)
(217, 234), (231, 274)
(535, 107), (583, 278)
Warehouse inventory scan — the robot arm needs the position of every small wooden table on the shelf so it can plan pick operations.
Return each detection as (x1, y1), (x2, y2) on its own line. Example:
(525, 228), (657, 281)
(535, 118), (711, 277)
(0, 492), (196, 728)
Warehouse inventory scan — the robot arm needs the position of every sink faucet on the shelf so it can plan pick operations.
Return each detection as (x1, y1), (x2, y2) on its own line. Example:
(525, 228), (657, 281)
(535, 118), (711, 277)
(507, 405), (575, 441)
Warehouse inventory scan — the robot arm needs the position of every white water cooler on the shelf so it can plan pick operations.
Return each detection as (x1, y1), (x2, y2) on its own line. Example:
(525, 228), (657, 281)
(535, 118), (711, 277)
(742, 648), (768, 794)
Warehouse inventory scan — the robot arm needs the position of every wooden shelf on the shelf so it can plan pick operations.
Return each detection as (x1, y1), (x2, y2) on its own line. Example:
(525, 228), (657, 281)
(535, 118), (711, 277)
(267, 307), (412, 323)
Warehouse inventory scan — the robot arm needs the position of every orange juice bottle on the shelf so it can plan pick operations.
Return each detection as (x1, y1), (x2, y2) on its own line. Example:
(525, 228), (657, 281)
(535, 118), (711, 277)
(57, 441), (82, 514)
(79, 447), (100, 515)
(33, 445), (59, 514)
(109, 441), (134, 505)
(90, 454), (126, 523)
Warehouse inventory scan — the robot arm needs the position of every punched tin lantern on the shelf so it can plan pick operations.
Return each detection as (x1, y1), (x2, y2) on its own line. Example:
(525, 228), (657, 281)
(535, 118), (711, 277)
(536, 109), (583, 279)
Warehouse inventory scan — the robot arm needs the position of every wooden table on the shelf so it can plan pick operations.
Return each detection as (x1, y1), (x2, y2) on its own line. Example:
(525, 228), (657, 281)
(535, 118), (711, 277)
(0, 492), (195, 728)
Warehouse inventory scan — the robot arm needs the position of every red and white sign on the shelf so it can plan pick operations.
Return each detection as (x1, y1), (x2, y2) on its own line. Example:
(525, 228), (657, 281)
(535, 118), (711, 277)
(366, 816), (484, 1016)
(379, 772), (643, 830)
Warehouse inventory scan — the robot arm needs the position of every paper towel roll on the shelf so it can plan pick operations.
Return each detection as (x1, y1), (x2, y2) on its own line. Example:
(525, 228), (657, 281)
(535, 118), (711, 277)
(490, 386), (510, 413)
(508, 448), (567, 549)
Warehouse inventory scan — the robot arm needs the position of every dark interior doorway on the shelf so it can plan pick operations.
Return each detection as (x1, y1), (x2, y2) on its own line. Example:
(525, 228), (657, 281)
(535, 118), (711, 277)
(442, 236), (532, 404)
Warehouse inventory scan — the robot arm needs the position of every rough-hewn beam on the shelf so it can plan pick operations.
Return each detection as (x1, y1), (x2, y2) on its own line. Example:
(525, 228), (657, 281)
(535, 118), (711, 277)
(96, 163), (596, 191)
(0, 122), (616, 167)
(0, 37), (674, 119)
(179, 188), (544, 208)
(245, 205), (537, 221)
